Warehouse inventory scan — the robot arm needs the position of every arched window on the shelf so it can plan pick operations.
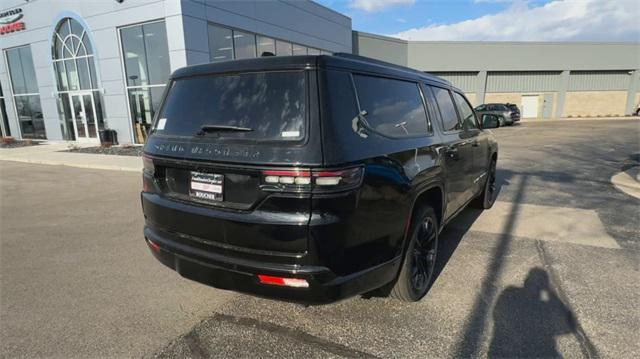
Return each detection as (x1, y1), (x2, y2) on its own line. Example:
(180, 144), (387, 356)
(52, 18), (98, 91)
(52, 18), (104, 141)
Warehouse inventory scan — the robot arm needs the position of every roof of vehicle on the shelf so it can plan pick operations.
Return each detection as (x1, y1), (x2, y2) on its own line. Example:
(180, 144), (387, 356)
(170, 53), (452, 88)
(479, 103), (511, 107)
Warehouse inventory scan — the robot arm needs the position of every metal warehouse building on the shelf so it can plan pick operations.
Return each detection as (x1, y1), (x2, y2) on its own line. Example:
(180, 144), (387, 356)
(354, 32), (640, 119)
(0, 0), (638, 144)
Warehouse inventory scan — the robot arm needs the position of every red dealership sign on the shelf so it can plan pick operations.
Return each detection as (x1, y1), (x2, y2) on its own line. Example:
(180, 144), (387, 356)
(0, 8), (25, 35)
(0, 21), (25, 35)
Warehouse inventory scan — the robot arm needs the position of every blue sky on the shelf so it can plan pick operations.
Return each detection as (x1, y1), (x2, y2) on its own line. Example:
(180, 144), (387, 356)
(315, 0), (640, 42)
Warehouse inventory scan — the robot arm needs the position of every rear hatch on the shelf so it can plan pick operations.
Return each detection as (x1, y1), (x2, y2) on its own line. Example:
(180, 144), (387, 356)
(143, 66), (321, 254)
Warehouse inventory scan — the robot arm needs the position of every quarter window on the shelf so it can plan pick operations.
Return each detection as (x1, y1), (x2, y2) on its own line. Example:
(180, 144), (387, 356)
(452, 92), (478, 130)
(353, 75), (429, 138)
(431, 87), (461, 132)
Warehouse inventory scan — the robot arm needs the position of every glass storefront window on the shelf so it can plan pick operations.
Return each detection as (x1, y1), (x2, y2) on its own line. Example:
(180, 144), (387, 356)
(233, 30), (256, 59)
(121, 21), (169, 87)
(77, 59), (91, 90)
(14, 95), (46, 139)
(276, 40), (292, 56)
(0, 84), (10, 137)
(207, 22), (330, 62)
(292, 44), (307, 55)
(6, 45), (46, 139)
(143, 22), (170, 85)
(127, 86), (164, 143)
(93, 90), (105, 131)
(56, 93), (74, 140)
(6, 47), (38, 95)
(120, 20), (170, 143)
(256, 36), (275, 57)
(121, 25), (147, 86)
(208, 24), (233, 63)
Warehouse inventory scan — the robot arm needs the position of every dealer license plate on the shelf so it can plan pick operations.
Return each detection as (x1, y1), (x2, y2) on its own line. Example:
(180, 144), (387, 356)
(190, 172), (223, 202)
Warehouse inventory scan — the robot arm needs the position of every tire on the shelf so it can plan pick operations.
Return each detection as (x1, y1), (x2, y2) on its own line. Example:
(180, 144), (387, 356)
(473, 158), (497, 209)
(390, 206), (439, 302)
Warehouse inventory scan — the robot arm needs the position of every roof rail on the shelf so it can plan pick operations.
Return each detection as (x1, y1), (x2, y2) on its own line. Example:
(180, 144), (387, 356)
(331, 52), (449, 85)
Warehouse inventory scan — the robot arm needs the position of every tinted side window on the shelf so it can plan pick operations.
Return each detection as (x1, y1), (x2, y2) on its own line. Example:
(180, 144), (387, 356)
(431, 86), (461, 132)
(353, 74), (429, 138)
(452, 92), (478, 130)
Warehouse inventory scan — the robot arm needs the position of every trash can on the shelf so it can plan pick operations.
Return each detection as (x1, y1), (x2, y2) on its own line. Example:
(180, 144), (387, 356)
(99, 129), (118, 146)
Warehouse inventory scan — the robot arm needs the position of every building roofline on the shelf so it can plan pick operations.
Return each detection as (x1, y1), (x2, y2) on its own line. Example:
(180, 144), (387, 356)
(354, 31), (640, 46)
(354, 31), (408, 44)
(407, 40), (640, 46)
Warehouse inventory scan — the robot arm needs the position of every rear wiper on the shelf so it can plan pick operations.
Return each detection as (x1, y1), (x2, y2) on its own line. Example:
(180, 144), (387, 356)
(196, 125), (253, 136)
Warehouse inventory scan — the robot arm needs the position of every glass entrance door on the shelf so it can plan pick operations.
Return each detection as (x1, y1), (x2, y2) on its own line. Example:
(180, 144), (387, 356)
(69, 93), (98, 141)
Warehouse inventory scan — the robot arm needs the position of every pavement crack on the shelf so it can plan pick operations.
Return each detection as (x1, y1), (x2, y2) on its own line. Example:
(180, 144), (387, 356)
(535, 240), (601, 359)
(212, 313), (379, 358)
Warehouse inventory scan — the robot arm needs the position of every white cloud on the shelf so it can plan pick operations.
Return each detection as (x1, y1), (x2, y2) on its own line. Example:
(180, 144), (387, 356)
(349, 0), (415, 13)
(473, 0), (513, 3)
(391, 0), (640, 42)
(396, 18), (407, 23)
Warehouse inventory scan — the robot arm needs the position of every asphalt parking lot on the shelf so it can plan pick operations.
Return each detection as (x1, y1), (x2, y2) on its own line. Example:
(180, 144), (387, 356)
(1, 119), (639, 358)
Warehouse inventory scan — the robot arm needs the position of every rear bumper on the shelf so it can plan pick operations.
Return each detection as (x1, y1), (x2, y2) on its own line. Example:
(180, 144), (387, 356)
(144, 225), (401, 304)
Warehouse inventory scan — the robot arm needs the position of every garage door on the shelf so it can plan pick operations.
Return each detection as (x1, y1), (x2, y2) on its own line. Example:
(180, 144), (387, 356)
(521, 95), (539, 118)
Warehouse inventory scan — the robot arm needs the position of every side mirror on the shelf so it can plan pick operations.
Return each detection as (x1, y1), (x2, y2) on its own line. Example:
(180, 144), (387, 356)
(482, 114), (499, 129)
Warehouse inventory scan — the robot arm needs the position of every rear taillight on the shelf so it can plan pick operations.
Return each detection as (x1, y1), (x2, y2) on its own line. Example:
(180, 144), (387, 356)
(261, 166), (363, 193)
(142, 155), (155, 175)
(142, 155), (156, 193)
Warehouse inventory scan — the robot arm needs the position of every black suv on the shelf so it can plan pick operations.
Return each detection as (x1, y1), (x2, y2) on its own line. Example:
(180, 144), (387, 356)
(141, 54), (498, 304)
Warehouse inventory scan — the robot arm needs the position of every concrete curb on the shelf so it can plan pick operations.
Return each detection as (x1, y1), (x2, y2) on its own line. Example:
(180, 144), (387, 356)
(0, 158), (142, 172)
(611, 167), (640, 199)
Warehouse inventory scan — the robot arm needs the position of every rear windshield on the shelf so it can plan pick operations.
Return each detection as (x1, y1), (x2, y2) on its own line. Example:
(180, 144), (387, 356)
(156, 71), (307, 141)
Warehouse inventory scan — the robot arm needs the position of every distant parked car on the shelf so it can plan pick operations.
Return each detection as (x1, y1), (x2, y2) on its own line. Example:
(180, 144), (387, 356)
(505, 103), (521, 121)
(633, 104), (640, 116)
(474, 103), (520, 126)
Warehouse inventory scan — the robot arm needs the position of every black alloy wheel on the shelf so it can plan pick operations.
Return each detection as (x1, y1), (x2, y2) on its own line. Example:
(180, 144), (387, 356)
(391, 206), (439, 302)
(474, 158), (497, 209)
(410, 217), (438, 293)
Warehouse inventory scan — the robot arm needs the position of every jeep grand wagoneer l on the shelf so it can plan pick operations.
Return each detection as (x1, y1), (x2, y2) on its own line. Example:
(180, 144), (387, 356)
(141, 54), (498, 304)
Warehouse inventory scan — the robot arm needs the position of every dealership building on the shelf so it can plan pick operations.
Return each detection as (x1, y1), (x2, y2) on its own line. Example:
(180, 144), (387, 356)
(0, 0), (638, 144)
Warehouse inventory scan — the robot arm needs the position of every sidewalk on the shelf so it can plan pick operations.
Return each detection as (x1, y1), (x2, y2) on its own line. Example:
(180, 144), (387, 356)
(0, 143), (142, 172)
